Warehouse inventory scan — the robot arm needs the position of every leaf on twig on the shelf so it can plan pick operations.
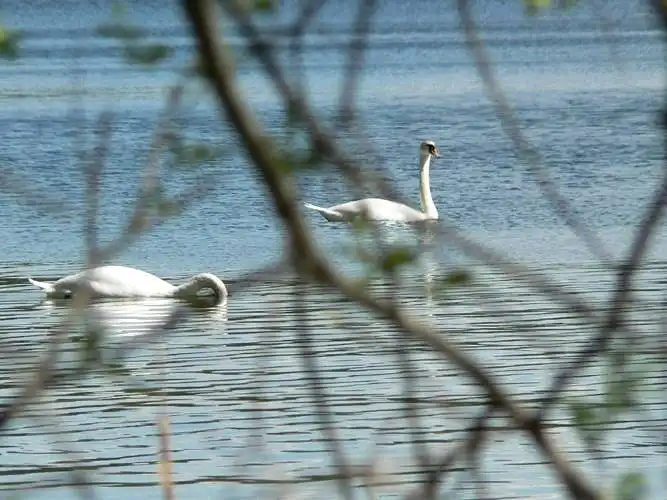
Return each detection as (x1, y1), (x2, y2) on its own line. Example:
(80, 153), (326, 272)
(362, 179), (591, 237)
(381, 247), (415, 273)
(96, 22), (144, 40)
(104, 361), (132, 377)
(156, 199), (183, 218)
(123, 44), (173, 66)
(614, 472), (647, 500)
(351, 216), (372, 234)
(569, 399), (603, 450)
(79, 327), (104, 368)
(523, 0), (577, 15)
(254, 0), (277, 12)
(170, 142), (219, 166)
(443, 269), (472, 287)
(0, 25), (21, 60)
(605, 375), (637, 415)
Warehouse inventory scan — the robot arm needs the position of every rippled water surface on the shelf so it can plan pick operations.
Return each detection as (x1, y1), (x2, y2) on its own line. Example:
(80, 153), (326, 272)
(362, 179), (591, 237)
(1, 0), (667, 498)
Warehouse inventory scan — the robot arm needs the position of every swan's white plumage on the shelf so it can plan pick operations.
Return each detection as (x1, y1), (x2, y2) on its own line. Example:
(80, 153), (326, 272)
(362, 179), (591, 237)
(28, 265), (227, 305)
(304, 140), (441, 222)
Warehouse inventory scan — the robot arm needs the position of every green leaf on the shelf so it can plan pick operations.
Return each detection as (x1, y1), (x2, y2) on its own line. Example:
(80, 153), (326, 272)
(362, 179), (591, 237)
(444, 269), (471, 286)
(123, 44), (172, 65)
(80, 327), (103, 367)
(571, 401), (598, 428)
(605, 376), (636, 414)
(351, 216), (372, 234)
(0, 27), (21, 60)
(157, 199), (182, 217)
(111, 1), (128, 18)
(523, 0), (550, 15)
(254, 0), (277, 11)
(104, 361), (131, 377)
(604, 352), (640, 415)
(614, 472), (647, 500)
(381, 247), (415, 273)
(524, 0), (576, 15)
(171, 143), (219, 166)
(96, 22), (144, 40)
(558, 0), (578, 9)
(569, 400), (603, 449)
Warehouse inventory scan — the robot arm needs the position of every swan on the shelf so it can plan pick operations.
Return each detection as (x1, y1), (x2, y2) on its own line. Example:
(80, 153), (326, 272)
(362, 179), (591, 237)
(304, 140), (441, 222)
(28, 265), (228, 305)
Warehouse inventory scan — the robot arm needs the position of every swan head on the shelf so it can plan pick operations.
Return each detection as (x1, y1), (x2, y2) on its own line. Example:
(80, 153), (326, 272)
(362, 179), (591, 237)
(420, 140), (440, 158)
(178, 273), (228, 305)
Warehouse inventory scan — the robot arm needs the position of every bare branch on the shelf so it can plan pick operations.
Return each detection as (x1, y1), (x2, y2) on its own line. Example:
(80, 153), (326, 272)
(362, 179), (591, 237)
(289, 0), (329, 93)
(457, 0), (613, 264)
(0, 167), (70, 218)
(0, 291), (92, 432)
(219, 0), (407, 205)
(214, 0), (611, 335)
(412, 405), (493, 500)
(85, 112), (113, 267)
(96, 78), (187, 261)
(181, 4), (599, 496)
(294, 278), (354, 499)
(535, 0), (667, 420)
(338, 0), (377, 126)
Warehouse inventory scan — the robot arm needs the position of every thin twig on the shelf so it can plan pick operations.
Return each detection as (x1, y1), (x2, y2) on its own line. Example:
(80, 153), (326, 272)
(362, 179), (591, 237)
(338, 0), (377, 126)
(289, 0), (329, 93)
(0, 291), (92, 432)
(157, 414), (175, 500)
(457, 0), (613, 264)
(220, 0), (407, 205)
(97, 77), (187, 261)
(30, 405), (97, 500)
(218, 0), (612, 335)
(414, 405), (493, 500)
(294, 275), (354, 499)
(0, 167), (69, 218)
(183, 5), (599, 496)
(535, 0), (667, 421)
(86, 112), (113, 267)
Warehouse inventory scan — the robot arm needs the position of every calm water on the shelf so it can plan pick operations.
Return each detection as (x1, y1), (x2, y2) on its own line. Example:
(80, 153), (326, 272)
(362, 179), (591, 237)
(1, 0), (667, 498)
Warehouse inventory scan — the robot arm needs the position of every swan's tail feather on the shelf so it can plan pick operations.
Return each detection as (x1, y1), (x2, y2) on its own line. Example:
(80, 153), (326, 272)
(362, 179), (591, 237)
(303, 202), (344, 222)
(28, 277), (55, 293)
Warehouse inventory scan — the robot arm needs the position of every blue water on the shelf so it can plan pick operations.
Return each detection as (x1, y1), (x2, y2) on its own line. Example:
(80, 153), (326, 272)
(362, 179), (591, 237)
(1, 0), (667, 498)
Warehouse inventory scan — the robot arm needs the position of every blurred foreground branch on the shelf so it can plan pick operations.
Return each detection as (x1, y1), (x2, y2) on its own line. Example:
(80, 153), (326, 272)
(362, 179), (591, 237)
(183, 1), (600, 498)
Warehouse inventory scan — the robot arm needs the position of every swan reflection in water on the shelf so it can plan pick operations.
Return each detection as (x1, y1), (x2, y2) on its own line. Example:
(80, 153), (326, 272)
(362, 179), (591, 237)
(36, 296), (228, 346)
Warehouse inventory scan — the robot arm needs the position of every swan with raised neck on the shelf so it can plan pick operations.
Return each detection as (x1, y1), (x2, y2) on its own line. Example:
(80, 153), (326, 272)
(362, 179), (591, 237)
(303, 140), (441, 222)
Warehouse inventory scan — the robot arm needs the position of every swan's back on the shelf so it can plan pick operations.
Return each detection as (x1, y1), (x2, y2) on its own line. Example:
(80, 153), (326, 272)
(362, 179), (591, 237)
(331, 198), (428, 222)
(58, 265), (176, 298)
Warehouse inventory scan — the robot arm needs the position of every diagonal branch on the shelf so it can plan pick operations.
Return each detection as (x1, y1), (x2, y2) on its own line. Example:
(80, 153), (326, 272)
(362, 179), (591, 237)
(338, 0), (377, 126)
(181, 3), (599, 497)
(218, 0), (611, 334)
(535, 0), (667, 420)
(457, 0), (613, 264)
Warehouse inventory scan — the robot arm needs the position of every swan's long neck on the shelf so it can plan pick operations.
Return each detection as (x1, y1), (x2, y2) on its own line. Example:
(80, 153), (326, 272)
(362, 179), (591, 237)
(176, 274), (228, 305)
(419, 154), (437, 218)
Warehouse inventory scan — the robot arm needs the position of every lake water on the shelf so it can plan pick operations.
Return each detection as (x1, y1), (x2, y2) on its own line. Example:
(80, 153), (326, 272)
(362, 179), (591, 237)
(1, 0), (667, 498)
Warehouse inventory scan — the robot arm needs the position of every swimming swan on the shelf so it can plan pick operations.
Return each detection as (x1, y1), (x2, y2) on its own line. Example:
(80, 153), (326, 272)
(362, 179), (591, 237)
(304, 140), (441, 222)
(28, 265), (228, 305)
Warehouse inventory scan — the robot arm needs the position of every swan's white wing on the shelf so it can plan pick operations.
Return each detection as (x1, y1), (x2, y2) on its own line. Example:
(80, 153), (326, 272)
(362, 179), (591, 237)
(81, 266), (176, 298)
(330, 198), (427, 222)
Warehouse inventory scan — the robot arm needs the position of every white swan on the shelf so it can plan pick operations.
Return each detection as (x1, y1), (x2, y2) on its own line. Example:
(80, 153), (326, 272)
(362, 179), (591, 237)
(304, 140), (441, 222)
(28, 265), (228, 305)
